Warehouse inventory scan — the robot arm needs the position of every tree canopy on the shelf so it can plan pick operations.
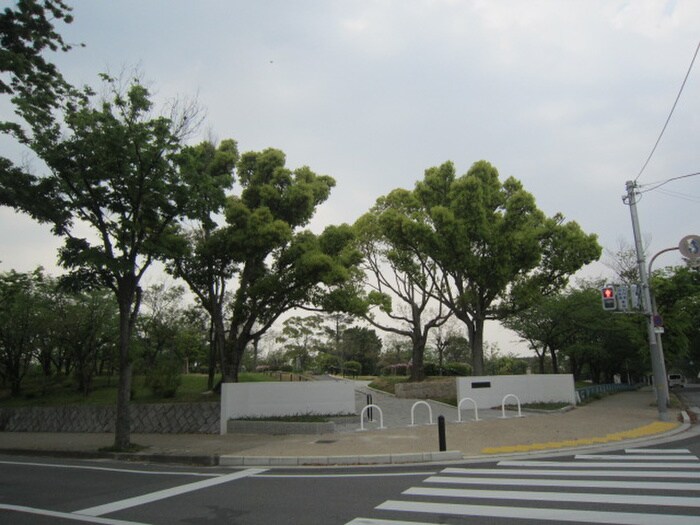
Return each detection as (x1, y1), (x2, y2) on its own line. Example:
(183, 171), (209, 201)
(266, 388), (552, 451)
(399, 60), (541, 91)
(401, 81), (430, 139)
(169, 147), (363, 381)
(374, 160), (601, 375)
(0, 74), (205, 449)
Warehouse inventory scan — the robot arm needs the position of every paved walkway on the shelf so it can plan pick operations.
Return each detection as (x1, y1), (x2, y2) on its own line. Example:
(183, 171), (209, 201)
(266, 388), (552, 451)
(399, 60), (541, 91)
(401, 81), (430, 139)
(0, 384), (692, 466)
(334, 379), (506, 433)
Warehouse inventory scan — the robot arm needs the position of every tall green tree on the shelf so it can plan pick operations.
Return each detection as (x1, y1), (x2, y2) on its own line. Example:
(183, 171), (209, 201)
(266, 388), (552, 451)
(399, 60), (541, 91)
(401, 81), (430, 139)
(0, 75), (203, 450)
(166, 139), (238, 389)
(339, 326), (382, 375)
(58, 288), (118, 396)
(355, 194), (451, 381)
(0, 0), (75, 121)
(379, 160), (601, 375)
(170, 148), (362, 382)
(0, 268), (45, 395)
(653, 265), (700, 375)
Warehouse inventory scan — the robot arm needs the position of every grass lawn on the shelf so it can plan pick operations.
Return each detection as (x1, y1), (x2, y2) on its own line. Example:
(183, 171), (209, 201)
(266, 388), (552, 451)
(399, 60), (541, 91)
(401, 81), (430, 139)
(0, 371), (279, 408)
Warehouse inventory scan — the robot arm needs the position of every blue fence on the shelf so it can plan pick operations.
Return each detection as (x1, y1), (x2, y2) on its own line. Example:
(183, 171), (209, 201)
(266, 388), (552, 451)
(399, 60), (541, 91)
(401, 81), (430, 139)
(575, 383), (638, 403)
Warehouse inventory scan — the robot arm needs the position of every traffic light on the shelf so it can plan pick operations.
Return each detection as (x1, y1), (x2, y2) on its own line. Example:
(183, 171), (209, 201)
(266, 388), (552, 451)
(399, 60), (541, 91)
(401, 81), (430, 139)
(601, 285), (616, 311)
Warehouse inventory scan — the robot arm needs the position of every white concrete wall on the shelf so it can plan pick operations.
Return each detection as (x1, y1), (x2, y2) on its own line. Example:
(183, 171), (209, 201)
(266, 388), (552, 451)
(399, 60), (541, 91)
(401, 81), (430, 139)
(220, 382), (355, 434)
(456, 374), (576, 410)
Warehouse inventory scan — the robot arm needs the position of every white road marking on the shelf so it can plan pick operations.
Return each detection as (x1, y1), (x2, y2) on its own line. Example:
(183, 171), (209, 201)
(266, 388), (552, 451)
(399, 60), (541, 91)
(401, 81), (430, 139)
(575, 454), (698, 461)
(443, 467), (700, 478)
(75, 468), (267, 517)
(426, 474), (700, 491)
(258, 471), (436, 479)
(0, 459), (216, 477)
(404, 485), (700, 507)
(626, 448), (692, 454)
(376, 500), (700, 525)
(346, 519), (436, 524)
(498, 460), (700, 469)
(346, 519), (436, 525)
(0, 504), (149, 524)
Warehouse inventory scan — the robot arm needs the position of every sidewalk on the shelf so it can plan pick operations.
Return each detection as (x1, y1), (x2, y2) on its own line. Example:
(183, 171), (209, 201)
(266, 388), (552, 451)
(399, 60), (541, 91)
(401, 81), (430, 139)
(0, 387), (690, 467)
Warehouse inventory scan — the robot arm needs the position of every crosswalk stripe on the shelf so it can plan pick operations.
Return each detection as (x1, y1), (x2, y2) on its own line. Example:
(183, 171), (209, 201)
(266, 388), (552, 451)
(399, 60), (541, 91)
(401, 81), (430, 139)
(626, 448), (691, 454)
(426, 474), (700, 491)
(349, 451), (700, 525)
(498, 460), (700, 469)
(404, 486), (700, 507)
(575, 454), (698, 461)
(346, 519), (436, 525)
(443, 467), (700, 478)
(376, 500), (700, 525)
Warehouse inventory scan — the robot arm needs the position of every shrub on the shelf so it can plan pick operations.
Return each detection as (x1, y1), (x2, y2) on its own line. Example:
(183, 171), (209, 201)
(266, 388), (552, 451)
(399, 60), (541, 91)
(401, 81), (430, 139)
(444, 362), (471, 376)
(144, 355), (182, 398)
(344, 360), (362, 377)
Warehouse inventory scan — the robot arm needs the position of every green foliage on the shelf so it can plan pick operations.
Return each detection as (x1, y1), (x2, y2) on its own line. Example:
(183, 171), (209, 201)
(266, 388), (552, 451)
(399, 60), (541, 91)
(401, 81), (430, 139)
(168, 147), (362, 382)
(340, 327), (382, 375)
(144, 354), (182, 398)
(344, 360), (362, 377)
(484, 350), (528, 376)
(354, 189), (452, 381)
(0, 72), (212, 449)
(505, 281), (649, 382)
(0, 0), (75, 129)
(368, 376), (408, 394)
(0, 268), (47, 395)
(373, 160), (600, 376)
(652, 266), (700, 376)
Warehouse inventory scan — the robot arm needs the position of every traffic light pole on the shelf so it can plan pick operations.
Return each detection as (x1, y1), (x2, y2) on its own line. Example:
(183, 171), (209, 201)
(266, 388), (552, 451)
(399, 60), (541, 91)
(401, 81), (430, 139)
(624, 181), (670, 421)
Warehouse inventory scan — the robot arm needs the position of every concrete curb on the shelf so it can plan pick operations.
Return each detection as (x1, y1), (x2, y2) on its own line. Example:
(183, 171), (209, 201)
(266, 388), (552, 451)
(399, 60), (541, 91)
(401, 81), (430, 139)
(0, 448), (219, 466)
(0, 422), (690, 468)
(219, 450), (463, 467)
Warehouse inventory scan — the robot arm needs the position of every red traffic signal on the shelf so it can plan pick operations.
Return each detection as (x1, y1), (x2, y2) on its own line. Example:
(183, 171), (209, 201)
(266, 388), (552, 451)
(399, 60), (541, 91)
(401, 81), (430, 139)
(601, 285), (616, 311)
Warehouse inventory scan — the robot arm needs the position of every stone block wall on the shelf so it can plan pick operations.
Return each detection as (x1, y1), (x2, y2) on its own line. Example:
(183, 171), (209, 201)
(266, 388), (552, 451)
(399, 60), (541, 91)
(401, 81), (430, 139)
(0, 402), (220, 434)
(394, 379), (456, 400)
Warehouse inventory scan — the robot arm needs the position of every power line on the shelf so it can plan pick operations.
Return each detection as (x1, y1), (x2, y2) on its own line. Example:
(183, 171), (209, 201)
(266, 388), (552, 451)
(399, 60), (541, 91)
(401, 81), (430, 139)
(639, 171), (700, 193)
(657, 188), (700, 203)
(635, 39), (700, 182)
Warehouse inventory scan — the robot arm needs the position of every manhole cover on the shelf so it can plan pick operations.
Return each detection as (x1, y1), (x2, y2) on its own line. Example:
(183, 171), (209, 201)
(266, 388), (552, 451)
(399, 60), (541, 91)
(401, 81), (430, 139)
(315, 440), (337, 444)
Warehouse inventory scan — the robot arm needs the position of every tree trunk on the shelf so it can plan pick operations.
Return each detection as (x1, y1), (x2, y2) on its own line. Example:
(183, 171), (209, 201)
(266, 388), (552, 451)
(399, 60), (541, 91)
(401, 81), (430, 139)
(549, 347), (559, 374)
(409, 337), (426, 382)
(113, 281), (139, 451)
(207, 319), (216, 390)
(471, 317), (485, 376)
(114, 300), (132, 450)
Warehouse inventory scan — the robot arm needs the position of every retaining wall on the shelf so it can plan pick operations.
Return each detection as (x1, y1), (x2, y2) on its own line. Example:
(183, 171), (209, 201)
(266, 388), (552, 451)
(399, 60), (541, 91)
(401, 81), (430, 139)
(394, 379), (456, 400)
(0, 402), (220, 434)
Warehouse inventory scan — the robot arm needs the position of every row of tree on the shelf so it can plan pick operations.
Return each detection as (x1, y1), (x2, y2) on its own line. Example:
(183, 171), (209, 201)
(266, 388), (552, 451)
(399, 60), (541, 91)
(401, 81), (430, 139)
(4, 1), (680, 452)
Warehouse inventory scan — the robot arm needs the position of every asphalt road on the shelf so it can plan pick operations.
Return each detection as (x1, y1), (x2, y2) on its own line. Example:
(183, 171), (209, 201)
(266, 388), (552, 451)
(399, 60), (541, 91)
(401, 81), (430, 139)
(676, 384), (700, 410)
(4, 431), (700, 525)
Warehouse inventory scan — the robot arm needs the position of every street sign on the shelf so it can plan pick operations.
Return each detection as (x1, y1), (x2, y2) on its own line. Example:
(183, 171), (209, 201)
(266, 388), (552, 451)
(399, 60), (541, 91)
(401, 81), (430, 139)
(616, 285), (630, 312)
(679, 234), (700, 260)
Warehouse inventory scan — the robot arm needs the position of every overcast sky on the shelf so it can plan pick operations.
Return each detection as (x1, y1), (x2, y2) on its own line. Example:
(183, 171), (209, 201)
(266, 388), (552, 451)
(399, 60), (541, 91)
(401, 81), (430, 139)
(1, 0), (699, 351)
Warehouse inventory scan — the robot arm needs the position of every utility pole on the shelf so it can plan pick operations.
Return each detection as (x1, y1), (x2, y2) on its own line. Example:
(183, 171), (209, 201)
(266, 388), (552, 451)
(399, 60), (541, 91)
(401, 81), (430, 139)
(623, 180), (670, 421)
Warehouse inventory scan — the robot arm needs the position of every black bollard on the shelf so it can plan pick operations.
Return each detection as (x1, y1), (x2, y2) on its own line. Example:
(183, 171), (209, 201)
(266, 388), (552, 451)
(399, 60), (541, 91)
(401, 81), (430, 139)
(438, 415), (446, 452)
(366, 394), (373, 421)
